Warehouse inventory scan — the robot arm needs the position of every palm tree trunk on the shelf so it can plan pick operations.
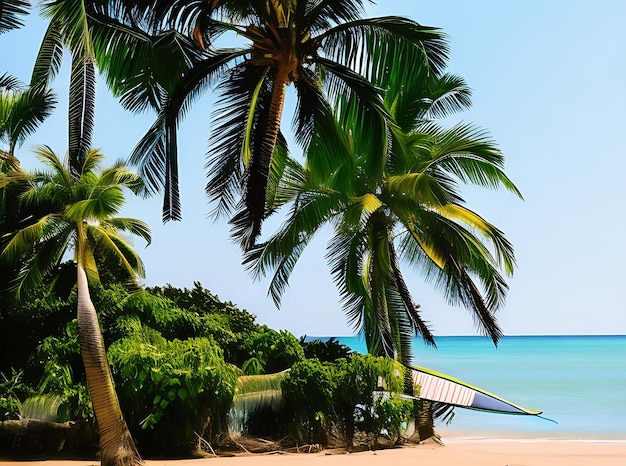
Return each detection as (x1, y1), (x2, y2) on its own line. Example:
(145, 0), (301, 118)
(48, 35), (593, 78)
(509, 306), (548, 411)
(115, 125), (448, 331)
(76, 265), (142, 466)
(412, 400), (436, 442)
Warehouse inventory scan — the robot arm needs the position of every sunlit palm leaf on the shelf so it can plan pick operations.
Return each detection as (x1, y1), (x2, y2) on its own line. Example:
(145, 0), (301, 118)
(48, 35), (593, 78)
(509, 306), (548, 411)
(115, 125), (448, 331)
(0, 79), (56, 155)
(0, 146), (151, 299)
(40, 0), (93, 57)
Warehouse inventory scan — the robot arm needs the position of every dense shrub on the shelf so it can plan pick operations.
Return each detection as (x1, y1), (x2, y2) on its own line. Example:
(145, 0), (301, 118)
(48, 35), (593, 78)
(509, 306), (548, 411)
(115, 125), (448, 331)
(333, 354), (406, 448)
(281, 359), (336, 444)
(278, 354), (411, 449)
(32, 322), (94, 423)
(242, 327), (304, 374)
(300, 336), (355, 362)
(0, 289), (76, 383)
(0, 370), (34, 421)
(145, 283), (260, 366)
(109, 323), (238, 455)
(0, 277), (420, 455)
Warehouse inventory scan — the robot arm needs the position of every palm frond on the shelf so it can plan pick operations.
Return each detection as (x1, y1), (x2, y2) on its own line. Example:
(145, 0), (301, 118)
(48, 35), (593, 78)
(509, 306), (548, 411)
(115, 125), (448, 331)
(397, 209), (508, 344)
(87, 223), (147, 280)
(0, 0), (30, 34)
(300, 96), (357, 194)
(106, 217), (152, 245)
(205, 63), (267, 220)
(6, 217), (75, 300)
(319, 59), (392, 183)
(423, 73), (473, 120)
(291, 70), (325, 151)
(263, 131), (290, 215)
(435, 203), (516, 275)
(30, 21), (64, 88)
(445, 262), (503, 344)
(40, 0), (93, 57)
(244, 172), (340, 306)
(304, 0), (365, 32)
(317, 16), (448, 77)
(0, 73), (22, 90)
(0, 214), (53, 263)
(207, 64), (274, 247)
(388, 240), (436, 348)
(413, 122), (523, 198)
(0, 81), (56, 155)
(68, 54), (95, 170)
(326, 228), (369, 334)
(364, 225), (395, 358)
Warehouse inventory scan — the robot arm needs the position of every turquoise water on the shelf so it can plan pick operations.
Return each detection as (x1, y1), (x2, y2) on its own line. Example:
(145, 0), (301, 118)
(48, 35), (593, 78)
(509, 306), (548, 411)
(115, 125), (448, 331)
(332, 335), (626, 440)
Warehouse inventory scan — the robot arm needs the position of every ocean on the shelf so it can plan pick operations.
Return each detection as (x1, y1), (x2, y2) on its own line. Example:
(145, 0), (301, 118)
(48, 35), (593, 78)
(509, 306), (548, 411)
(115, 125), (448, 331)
(332, 335), (626, 440)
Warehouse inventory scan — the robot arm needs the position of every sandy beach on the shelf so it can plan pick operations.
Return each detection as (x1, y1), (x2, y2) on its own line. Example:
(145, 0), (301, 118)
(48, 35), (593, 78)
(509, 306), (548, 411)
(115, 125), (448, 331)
(2, 440), (625, 466)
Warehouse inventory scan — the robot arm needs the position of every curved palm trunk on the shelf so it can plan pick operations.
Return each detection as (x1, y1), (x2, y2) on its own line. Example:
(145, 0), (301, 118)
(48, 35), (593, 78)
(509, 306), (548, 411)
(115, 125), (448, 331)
(76, 265), (142, 466)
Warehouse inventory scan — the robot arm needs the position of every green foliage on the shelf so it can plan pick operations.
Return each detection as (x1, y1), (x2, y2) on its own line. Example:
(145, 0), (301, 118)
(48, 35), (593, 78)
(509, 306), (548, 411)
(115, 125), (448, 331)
(281, 359), (336, 444)
(333, 354), (406, 448)
(109, 289), (205, 341)
(0, 274), (420, 451)
(335, 354), (405, 408)
(0, 395), (21, 421)
(109, 324), (238, 455)
(146, 283), (259, 365)
(242, 326), (304, 374)
(0, 369), (34, 421)
(0, 286), (75, 379)
(300, 336), (355, 362)
(372, 393), (414, 442)
(277, 354), (410, 448)
(35, 322), (94, 422)
(0, 278), (289, 453)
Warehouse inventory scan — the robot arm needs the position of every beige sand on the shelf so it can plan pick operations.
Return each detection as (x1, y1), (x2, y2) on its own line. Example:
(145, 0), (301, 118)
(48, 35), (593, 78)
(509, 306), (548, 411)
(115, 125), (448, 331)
(2, 440), (625, 466)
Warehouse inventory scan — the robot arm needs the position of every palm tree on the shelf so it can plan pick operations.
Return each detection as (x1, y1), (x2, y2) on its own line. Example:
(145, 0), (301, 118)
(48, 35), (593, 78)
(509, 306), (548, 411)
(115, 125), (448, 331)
(1, 73), (56, 291)
(0, 0), (29, 34)
(91, 0), (449, 249)
(245, 42), (522, 366)
(0, 146), (149, 466)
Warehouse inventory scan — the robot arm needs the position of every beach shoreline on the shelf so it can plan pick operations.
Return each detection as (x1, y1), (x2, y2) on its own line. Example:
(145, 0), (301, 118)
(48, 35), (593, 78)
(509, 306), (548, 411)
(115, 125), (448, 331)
(2, 437), (625, 466)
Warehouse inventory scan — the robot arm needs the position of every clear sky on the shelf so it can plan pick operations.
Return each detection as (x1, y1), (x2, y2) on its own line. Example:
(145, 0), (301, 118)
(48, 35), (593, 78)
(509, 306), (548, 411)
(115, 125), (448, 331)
(2, 1), (625, 338)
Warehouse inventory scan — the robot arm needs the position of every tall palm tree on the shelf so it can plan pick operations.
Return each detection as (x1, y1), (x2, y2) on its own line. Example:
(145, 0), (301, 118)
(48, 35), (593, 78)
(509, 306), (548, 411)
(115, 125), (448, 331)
(245, 42), (522, 366)
(0, 147), (149, 466)
(91, 0), (448, 249)
(0, 0), (29, 34)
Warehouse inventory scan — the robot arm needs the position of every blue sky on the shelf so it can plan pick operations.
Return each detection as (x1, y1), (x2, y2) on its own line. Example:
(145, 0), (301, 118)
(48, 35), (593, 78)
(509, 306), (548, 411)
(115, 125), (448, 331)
(2, 1), (625, 338)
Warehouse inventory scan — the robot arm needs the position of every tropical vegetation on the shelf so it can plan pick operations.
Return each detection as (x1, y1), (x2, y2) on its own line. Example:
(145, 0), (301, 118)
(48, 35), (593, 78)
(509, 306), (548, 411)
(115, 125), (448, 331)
(88, 0), (449, 251)
(0, 0), (522, 461)
(0, 147), (150, 465)
(245, 41), (521, 364)
(0, 279), (416, 455)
